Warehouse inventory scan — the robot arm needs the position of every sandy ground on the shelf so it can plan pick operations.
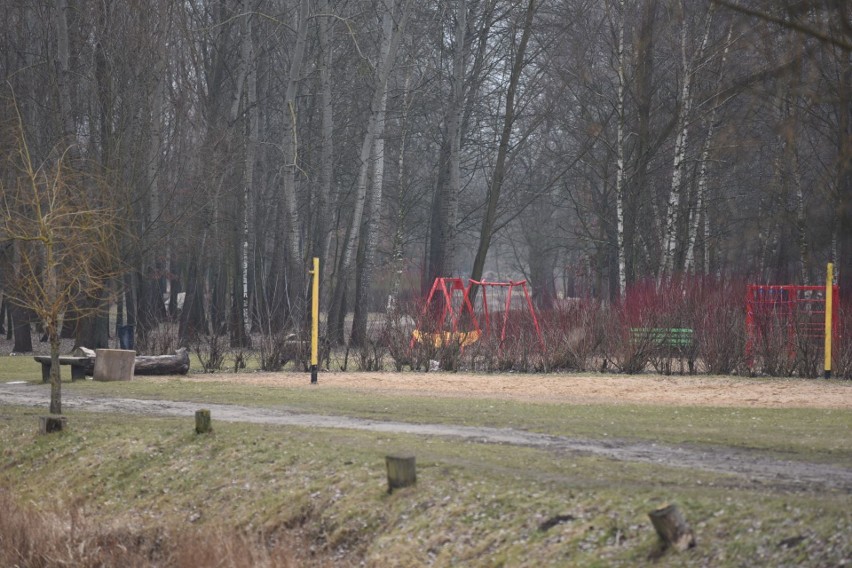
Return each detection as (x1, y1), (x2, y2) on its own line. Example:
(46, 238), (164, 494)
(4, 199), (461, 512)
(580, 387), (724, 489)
(166, 370), (852, 409)
(3, 335), (850, 409)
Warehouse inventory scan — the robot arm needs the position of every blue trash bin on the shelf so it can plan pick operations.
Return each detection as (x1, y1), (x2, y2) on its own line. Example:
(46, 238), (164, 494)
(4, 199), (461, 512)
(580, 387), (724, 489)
(118, 325), (135, 350)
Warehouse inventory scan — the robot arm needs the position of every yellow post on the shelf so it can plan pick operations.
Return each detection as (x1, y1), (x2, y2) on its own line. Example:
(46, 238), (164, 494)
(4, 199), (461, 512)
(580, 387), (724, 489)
(310, 257), (319, 384)
(825, 263), (833, 380)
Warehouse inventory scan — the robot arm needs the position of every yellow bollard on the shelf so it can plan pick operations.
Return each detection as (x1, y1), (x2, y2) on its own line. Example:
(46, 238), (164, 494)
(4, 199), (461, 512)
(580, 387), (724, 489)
(310, 257), (319, 384)
(825, 263), (833, 380)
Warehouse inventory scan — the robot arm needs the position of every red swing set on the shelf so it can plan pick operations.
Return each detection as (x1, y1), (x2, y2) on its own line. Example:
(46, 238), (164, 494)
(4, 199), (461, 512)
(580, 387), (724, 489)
(411, 277), (543, 349)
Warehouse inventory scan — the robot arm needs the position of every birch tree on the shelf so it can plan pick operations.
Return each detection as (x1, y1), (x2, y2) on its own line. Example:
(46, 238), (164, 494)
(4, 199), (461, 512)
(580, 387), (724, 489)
(327, 0), (413, 344)
(660, 1), (714, 278)
(469, 0), (537, 293)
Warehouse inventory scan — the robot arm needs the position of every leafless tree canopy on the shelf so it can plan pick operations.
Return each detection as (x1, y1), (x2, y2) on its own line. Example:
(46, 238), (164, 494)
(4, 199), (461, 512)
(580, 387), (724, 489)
(1, 0), (849, 349)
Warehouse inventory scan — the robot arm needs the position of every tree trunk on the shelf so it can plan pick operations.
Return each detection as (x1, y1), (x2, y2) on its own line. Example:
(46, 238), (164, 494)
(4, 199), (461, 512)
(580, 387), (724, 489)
(327, 0), (413, 344)
(280, 0), (312, 329)
(686, 23), (732, 274)
(10, 303), (33, 353)
(648, 503), (695, 551)
(134, 348), (191, 375)
(426, 0), (467, 289)
(660, 3), (713, 278)
(614, 0), (627, 299)
(469, 0), (536, 294)
(313, 0), (335, 269)
(351, 4), (394, 347)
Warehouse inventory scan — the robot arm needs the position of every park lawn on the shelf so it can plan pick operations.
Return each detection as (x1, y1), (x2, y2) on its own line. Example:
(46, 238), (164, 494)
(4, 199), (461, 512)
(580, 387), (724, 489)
(2, 353), (850, 463)
(0, 405), (849, 567)
(48, 376), (852, 466)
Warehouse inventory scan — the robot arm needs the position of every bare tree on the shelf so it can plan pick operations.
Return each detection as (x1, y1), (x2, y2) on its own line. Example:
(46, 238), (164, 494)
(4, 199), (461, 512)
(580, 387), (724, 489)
(1, 106), (122, 414)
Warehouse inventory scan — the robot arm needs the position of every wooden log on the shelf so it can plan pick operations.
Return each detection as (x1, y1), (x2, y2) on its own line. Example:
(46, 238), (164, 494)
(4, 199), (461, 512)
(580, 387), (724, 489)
(39, 415), (67, 434)
(385, 454), (416, 493)
(133, 348), (190, 375)
(648, 503), (695, 551)
(195, 409), (212, 434)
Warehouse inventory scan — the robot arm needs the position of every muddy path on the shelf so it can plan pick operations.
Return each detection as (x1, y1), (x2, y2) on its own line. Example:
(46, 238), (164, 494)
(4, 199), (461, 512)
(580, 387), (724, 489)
(1, 382), (850, 492)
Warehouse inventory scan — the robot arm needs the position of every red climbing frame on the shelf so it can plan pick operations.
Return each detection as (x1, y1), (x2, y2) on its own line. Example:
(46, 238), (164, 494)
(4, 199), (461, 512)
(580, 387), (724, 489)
(413, 277), (544, 350)
(745, 284), (840, 365)
(468, 279), (543, 347)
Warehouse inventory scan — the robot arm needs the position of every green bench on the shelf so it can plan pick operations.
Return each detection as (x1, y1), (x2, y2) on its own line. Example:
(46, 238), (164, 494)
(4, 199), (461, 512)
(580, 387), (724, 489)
(630, 328), (696, 373)
(629, 328), (694, 348)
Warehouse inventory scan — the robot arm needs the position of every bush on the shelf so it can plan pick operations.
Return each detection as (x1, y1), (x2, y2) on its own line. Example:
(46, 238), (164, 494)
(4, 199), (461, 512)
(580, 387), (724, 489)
(695, 280), (746, 375)
(833, 308), (852, 379)
(538, 301), (604, 372)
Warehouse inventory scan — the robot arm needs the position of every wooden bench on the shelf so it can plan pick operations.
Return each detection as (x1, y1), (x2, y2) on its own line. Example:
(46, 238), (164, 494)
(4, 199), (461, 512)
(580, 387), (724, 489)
(33, 356), (95, 382)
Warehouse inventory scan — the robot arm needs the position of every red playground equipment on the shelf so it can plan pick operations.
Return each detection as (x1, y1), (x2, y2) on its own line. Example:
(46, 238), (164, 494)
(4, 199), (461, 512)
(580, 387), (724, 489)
(412, 277), (543, 349)
(745, 284), (840, 363)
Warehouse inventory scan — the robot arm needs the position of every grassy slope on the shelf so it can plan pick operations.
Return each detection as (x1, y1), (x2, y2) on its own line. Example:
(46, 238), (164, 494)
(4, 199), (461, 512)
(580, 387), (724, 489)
(1, 406), (850, 567)
(2, 356), (850, 565)
(50, 377), (852, 465)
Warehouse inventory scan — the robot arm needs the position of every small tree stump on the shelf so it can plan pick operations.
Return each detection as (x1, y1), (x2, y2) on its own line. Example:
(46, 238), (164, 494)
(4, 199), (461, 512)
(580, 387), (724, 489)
(195, 409), (212, 434)
(386, 454), (416, 493)
(39, 415), (67, 434)
(648, 503), (695, 552)
(93, 349), (136, 381)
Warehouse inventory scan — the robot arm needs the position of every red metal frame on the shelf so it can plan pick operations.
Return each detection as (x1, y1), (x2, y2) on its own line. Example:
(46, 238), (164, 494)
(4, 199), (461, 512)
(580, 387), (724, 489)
(413, 277), (544, 349)
(745, 284), (840, 366)
(411, 277), (481, 348)
(468, 279), (543, 347)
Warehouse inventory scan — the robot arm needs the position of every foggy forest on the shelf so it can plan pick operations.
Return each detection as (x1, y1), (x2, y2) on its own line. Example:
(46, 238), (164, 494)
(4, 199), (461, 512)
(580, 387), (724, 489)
(1, 0), (850, 364)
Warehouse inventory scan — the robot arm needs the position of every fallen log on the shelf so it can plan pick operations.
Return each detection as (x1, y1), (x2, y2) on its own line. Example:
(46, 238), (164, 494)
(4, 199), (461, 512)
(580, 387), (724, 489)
(133, 348), (191, 375)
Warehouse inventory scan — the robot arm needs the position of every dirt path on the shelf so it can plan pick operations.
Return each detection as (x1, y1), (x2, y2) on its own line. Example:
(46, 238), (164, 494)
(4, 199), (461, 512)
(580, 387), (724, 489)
(2, 382), (850, 492)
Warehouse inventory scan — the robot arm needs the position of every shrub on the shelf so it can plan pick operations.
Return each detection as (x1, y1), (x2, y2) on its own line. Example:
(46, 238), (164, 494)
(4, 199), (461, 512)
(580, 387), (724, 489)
(695, 280), (746, 375)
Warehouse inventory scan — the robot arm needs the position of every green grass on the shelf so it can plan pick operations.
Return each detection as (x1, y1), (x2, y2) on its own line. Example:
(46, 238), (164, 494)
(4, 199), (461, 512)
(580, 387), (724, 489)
(1, 405), (849, 567)
(47, 376), (852, 465)
(3, 351), (850, 462)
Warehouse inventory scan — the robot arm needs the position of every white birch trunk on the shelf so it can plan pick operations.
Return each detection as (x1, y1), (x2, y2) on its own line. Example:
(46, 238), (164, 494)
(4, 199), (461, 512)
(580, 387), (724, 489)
(686, 23), (732, 274)
(336, 0), (413, 279)
(387, 74), (411, 314)
(615, 0), (627, 299)
(660, 2), (713, 278)
(446, 0), (466, 274)
(281, 0), (311, 273)
(316, 0), (335, 267)
(351, 2), (395, 344)
(329, 0), (413, 343)
(242, 11), (256, 336)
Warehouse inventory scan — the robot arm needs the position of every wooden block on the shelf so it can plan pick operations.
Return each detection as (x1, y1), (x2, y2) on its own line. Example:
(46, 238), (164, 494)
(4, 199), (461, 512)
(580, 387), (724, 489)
(386, 454), (416, 493)
(648, 503), (695, 552)
(195, 409), (212, 434)
(39, 415), (67, 434)
(93, 349), (136, 381)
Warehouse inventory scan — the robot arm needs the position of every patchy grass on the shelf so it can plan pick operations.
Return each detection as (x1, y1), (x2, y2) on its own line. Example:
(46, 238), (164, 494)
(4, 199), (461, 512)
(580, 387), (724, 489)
(0, 353), (41, 382)
(1, 406), (850, 567)
(51, 377), (852, 465)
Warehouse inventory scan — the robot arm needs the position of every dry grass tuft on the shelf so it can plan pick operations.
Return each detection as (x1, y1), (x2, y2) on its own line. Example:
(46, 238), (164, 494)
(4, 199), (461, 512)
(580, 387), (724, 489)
(0, 490), (332, 568)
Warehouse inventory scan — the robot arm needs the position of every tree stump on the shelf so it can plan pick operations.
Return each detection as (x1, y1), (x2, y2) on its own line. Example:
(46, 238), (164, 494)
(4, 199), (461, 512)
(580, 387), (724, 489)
(93, 349), (136, 381)
(195, 409), (212, 434)
(648, 503), (695, 551)
(386, 454), (416, 493)
(39, 415), (67, 434)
